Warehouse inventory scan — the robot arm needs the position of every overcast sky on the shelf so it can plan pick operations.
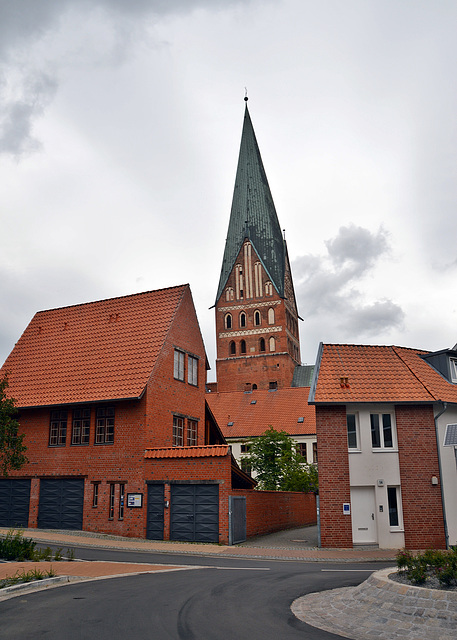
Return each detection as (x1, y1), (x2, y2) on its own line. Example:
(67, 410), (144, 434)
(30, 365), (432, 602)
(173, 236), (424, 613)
(1, 0), (457, 381)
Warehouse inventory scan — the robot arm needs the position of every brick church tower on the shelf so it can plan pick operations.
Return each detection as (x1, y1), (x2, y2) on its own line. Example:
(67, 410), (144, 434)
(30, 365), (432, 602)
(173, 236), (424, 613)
(214, 100), (301, 393)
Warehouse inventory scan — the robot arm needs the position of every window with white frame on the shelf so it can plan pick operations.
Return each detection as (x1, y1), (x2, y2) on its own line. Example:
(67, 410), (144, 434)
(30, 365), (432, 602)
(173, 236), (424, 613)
(187, 419), (197, 446)
(387, 486), (401, 527)
(450, 358), (457, 383)
(174, 349), (185, 381)
(346, 413), (359, 449)
(95, 406), (114, 444)
(188, 355), (198, 386)
(173, 415), (184, 446)
(370, 413), (395, 449)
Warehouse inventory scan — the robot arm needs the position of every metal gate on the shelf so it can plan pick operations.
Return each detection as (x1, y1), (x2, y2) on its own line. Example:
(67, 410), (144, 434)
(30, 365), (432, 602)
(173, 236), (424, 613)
(229, 496), (246, 545)
(0, 479), (31, 528)
(146, 483), (165, 540)
(170, 484), (219, 543)
(38, 478), (84, 530)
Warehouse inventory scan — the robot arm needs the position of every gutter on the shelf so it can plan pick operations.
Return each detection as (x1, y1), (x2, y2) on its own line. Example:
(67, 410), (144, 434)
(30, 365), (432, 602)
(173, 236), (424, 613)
(434, 402), (449, 549)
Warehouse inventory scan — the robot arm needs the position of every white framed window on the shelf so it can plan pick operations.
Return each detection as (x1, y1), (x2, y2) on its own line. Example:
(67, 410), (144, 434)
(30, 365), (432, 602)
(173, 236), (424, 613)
(346, 413), (359, 449)
(268, 308), (275, 324)
(187, 419), (197, 446)
(254, 310), (261, 326)
(225, 313), (232, 329)
(387, 486), (402, 528)
(188, 355), (198, 386)
(269, 336), (275, 352)
(450, 358), (457, 383)
(174, 350), (185, 381)
(370, 413), (395, 449)
(173, 415), (184, 446)
(239, 312), (247, 328)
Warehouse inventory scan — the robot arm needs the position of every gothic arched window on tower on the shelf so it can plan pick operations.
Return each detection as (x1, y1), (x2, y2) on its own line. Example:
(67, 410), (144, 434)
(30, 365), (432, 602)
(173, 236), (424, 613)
(265, 281), (273, 296)
(229, 340), (236, 355)
(225, 313), (232, 329)
(269, 337), (275, 352)
(225, 287), (234, 301)
(240, 339), (246, 354)
(260, 338), (266, 352)
(239, 312), (246, 328)
(268, 308), (275, 325)
(254, 310), (261, 326)
(254, 262), (263, 297)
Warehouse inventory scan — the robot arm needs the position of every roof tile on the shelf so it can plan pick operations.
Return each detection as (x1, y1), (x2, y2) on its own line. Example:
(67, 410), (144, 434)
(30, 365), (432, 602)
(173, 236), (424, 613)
(1, 285), (187, 407)
(206, 387), (315, 438)
(144, 445), (229, 459)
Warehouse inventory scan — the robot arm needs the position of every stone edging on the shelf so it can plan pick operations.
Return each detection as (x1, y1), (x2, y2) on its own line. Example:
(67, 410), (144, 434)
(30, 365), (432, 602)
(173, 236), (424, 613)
(291, 568), (457, 640)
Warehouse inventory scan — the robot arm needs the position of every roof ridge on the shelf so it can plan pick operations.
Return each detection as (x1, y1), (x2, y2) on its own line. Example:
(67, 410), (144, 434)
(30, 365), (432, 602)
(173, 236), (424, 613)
(391, 346), (440, 401)
(34, 284), (189, 315)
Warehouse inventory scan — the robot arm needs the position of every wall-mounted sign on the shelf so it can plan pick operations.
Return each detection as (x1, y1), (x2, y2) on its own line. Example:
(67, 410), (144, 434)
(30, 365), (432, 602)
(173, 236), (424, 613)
(127, 493), (143, 508)
(343, 503), (351, 515)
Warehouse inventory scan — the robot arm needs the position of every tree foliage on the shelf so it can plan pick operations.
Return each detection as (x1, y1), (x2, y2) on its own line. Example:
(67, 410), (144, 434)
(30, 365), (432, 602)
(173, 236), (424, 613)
(0, 373), (27, 476)
(242, 426), (318, 492)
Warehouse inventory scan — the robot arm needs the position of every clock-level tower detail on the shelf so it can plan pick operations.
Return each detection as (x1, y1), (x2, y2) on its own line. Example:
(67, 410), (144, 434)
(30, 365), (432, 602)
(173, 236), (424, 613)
(214, 100), (301, 393)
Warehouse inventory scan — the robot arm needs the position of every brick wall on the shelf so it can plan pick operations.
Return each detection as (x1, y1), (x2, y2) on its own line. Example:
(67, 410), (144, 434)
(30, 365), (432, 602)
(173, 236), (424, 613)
(230, 489), (316, 538)
(396, 404), (446, 549)
(315, 405), (352, 547)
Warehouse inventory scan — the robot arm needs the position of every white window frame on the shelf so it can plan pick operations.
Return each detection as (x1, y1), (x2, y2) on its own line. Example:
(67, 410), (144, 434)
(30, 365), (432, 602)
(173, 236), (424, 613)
(370, 412), (396, 450)
(387, 485), (403, 530)
(346, 413), (360, 450)
(174, 349), (185, 381)
(188, 355), (198, 386)
(450, 358), (457, 383)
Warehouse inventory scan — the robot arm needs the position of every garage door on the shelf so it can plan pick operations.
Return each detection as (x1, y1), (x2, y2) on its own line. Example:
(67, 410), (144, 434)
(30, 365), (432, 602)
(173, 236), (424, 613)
(146, 484), (165, 540)
(38, 478), (84, 530)
(0, 479), (31, 528)
(170, 484), (219, 543)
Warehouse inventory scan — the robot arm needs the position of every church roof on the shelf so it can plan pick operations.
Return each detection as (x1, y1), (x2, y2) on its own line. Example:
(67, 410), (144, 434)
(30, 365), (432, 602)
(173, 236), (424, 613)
(215, 103), (286, 303)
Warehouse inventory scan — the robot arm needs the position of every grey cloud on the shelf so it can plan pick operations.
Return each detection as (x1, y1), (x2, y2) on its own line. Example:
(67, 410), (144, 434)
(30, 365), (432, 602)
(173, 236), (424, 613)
(293, 225), (403, 339)
(325, 224), (389, 271)
(0, 72), (57, 156)
(0, 0), (251, 158)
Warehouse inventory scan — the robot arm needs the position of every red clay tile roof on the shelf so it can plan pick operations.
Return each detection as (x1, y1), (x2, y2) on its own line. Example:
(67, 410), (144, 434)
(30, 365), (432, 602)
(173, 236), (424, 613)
(311, 343), (457, 404)
(1, 285), (188, 408)
(206, 387), (315, 438)
(144, 445), (230, 459)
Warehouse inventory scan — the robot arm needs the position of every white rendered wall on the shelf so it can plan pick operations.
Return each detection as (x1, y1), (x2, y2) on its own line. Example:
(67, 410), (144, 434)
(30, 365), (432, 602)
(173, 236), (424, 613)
(436, 404), (457, 546)
(347, 404), (405, 549)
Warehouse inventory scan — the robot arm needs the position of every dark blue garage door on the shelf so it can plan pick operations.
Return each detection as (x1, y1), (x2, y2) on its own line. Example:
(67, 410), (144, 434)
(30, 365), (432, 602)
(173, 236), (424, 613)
(0, 479), (31, 528)
(38, 478), (84, 530)
(170, 484), (219, 543)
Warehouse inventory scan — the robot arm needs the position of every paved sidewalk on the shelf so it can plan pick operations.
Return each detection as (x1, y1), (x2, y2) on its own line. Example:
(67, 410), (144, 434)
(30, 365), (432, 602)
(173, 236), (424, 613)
(292, 567), (457, 640)
(0, 526), (398, 562)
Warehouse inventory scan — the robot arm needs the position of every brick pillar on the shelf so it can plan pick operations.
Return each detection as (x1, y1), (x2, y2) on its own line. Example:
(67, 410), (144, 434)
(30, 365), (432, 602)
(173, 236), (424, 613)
(316, 405), (352, 547)
(396, 405), (446, 549)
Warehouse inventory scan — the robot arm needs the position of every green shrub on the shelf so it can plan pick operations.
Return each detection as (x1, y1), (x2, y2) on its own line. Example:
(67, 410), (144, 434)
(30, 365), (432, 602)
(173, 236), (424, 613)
(0, 529), (36, 561)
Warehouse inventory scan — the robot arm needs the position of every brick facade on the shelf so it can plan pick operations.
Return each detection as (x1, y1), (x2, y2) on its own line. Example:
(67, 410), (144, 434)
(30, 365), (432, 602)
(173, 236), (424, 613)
(315, 405), (353, 547)
(215, 241), (299, 393)
(395, 404), (446, 549)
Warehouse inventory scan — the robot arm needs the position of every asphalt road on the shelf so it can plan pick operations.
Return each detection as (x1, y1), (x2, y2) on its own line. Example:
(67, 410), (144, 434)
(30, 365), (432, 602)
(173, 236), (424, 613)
(0, 545), (389, 640)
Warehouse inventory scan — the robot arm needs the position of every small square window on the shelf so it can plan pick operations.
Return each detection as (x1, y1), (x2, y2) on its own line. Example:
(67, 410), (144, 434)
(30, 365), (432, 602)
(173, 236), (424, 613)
(450, 359), (457, 383)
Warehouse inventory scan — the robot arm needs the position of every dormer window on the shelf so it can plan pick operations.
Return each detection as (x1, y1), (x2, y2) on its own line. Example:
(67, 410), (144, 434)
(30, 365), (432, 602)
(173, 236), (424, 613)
(450, 358), (457, 383)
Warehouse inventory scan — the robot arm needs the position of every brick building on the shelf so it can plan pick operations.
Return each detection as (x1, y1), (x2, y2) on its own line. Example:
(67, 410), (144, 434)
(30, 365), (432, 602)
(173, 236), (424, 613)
(309, 343), (457, 549)
(0, 102), (318, 542)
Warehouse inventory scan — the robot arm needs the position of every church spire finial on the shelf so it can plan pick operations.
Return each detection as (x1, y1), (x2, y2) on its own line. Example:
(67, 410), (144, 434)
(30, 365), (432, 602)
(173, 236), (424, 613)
(244, 87), (248, 102)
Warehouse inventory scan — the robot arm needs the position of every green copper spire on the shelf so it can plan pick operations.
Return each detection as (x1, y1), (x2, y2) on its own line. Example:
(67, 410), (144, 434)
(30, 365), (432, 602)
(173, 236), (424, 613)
(216, 102), (286, 303)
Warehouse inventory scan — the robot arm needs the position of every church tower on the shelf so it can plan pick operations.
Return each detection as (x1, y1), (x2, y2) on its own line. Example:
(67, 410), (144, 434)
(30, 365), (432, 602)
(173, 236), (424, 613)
(214, 100), (301, 393)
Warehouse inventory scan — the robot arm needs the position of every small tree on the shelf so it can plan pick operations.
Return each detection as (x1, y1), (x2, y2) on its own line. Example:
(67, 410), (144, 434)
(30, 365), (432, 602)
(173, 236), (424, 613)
(0, 373), (27, 476)
(242, 426), (318, 492)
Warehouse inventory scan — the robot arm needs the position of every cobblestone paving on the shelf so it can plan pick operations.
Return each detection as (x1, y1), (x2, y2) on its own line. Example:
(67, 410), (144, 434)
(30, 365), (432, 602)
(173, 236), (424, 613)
(292, 568), (457, 640)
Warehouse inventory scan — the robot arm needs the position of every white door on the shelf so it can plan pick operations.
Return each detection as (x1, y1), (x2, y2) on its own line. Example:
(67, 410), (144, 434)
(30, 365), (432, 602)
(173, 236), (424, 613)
(351, 486), (377, 544)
